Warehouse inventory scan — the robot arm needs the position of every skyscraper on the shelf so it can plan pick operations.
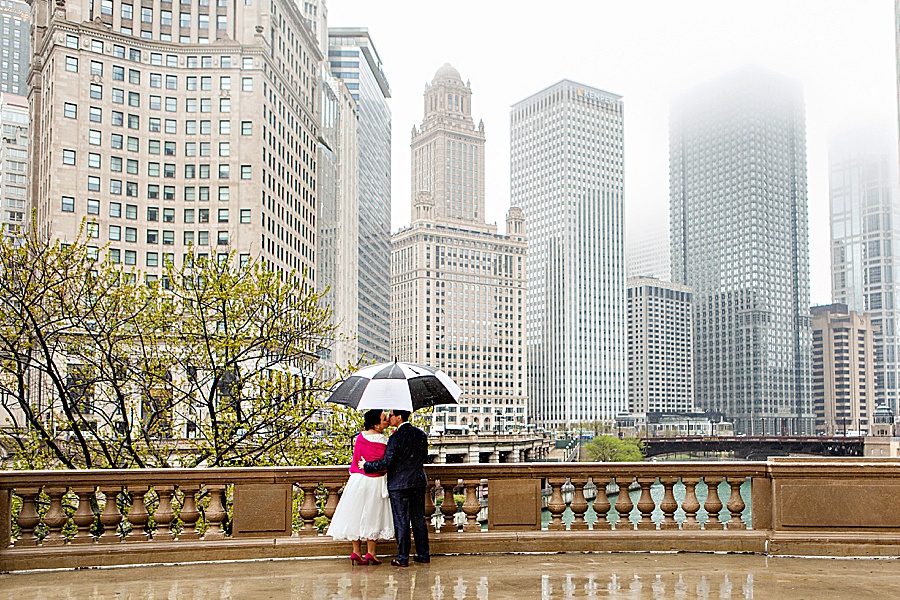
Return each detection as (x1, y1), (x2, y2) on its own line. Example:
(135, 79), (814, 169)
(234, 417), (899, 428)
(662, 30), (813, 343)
(29, 0), (321, 287)
(392, 65), (527, 432)
(626, 226), (671, 281)
(670, 66), (812, 435)
(829, 125), (900, 411)
(0, 0), (28, 96)
(510, 80), (626, 429)
(0, 93), (27, 241)
(810, 304), (877, 435)
(329, 28), (392, 364)
(627, 277), (694, 416)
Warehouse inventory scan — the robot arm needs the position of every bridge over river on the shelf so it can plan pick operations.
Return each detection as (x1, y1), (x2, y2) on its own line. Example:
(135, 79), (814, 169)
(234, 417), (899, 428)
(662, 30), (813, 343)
(641, 435), (865, 459)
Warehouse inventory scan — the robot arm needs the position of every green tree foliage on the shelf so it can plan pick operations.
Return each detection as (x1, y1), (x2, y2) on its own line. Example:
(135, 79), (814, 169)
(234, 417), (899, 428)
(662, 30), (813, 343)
(583, 435), (645, 462)
(0, 225), (361, 468)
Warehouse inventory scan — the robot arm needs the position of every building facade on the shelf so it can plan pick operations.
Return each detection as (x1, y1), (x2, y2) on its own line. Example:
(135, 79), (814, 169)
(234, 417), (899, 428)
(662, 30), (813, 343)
(29, 0), (322, 288)
(810, 304), (878, 436)
(627, 277), (693, 415)
(316, 66), (358, 367)
(626, 226), (671, 280)
(0, 92), (26, 240)
(328, 28), (392, 364)
(0, 0), (28, 96)
(670, 66), (812, 435)
(510, 80), (626, 429)
(829, 125), (900, 411)
(392, 65), (527, 432)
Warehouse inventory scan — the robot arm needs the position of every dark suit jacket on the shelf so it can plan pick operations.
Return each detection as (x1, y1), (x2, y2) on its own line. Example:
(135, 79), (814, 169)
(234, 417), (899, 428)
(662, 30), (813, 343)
(363, 422), (429, 491)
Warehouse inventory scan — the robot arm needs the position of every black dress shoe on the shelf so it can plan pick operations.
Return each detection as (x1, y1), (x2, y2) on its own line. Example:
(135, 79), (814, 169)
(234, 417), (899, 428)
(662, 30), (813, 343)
(390, 559), (409, 567)
(413, 555), (430, 563)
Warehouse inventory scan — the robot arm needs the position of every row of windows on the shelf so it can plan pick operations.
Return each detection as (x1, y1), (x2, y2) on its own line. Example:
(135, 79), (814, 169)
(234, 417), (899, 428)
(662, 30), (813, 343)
(63, 90), (235, 112)
(65, 34), (253, 71)
(79, 168), (250, 197)
(84, 223), (242, 245)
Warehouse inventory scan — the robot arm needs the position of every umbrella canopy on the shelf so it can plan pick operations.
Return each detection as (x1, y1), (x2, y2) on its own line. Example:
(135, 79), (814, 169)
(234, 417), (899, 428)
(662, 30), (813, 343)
(326, 361), (462, 412)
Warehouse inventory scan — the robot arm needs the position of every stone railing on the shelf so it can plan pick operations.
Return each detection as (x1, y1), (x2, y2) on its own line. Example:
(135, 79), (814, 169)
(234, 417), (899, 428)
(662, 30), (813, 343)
(1, 458), (899, 571)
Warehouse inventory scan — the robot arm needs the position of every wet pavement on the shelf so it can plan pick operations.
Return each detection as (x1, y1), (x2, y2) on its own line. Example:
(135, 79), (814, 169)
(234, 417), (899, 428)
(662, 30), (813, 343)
(2, 552), (899, 599)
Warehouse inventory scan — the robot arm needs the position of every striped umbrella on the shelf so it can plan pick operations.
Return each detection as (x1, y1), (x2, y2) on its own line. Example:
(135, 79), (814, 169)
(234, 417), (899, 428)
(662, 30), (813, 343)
(325, 361), (462, 412)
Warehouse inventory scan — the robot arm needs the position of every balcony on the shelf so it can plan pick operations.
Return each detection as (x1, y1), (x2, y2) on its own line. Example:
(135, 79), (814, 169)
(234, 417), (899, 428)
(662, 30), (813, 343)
(2, 458), (899, 573)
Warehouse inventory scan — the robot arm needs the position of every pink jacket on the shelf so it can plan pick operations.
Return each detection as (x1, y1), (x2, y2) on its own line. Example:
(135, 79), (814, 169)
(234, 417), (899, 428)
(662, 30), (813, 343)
(349, 432), (387, 477)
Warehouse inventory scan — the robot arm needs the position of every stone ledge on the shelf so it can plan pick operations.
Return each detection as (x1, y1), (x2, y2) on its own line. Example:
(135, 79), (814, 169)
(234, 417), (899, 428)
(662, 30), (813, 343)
(767, 532), (900, 557)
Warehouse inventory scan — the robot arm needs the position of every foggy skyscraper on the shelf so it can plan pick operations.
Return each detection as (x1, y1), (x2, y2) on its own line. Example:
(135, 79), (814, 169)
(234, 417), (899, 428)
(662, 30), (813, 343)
(829, 125), (900, 413)
(670, 66), (812, 435)
(511, 80), (626, 429)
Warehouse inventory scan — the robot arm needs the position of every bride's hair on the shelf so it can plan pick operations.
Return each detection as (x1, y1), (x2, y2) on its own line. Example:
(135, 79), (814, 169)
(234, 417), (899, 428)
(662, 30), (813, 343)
(363, 409), (384, 430)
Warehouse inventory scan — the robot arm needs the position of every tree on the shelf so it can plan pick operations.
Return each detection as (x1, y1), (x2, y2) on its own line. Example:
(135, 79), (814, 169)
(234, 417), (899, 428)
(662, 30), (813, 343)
(583, 435), (645, 462)
(0, 224), (361, 469)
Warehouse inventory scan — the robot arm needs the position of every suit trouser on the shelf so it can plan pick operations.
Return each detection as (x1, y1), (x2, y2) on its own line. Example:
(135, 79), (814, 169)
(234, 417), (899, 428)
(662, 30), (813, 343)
(388, 487), (430, 562)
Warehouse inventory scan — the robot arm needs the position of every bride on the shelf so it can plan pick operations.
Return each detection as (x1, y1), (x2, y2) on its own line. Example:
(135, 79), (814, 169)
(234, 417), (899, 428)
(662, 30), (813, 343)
(327, 409), (396, 565)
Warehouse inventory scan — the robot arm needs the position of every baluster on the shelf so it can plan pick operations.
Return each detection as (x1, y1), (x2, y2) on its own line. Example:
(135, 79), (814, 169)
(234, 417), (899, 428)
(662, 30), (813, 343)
(126, 486), (150, 542)
(658, 477), (679, 530)
(635, 478), (656, 531)
(153, 485), (176, 541)
(614, 477), (634, 531)
(323, 484), (339, 528)
(298, 484), (319, 536)
(177, 485), (200, 540)
(568, 478), (589, 531)
(546, 478), (567, 531)
(439, 481), (458, 532)
(14, 488), (41, 547)
(680, 477), (702, 530)
(71, 486), (97, 544)
(424, 482), (437, 534)
(592, 478), (612, 530)
(702, 476), (724, 530)
(203, 484), (227, 539)
(725, 478), (746, 530)
(461, 480), (481, 533)
(42, 487), (69, 546)
(98, 486), (123, 542)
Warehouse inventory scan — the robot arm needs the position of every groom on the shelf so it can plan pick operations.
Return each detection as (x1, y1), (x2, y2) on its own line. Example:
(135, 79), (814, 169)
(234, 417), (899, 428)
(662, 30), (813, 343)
(360, 409), (430, 567)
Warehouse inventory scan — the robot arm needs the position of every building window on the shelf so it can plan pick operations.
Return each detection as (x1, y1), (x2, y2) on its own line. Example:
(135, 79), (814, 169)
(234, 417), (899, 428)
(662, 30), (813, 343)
(65, 56), (78, 72)
(239, 209), (250, 224)
(110, 202), (121, 217)
(128, 114), (139, 129)
(61, 196), (75, 212)
(112, 88), (124, 103)
(90, 61), (103, 76)
(90, 107), (102, 123)
(150, 73), (161, 88)
(219, 98), (230, 112)
(109, 225), (121, 241)
(113, 65), (124, 80)
(241, 77), (252, 92)
(125, 227), (137, 242)
(147, 230), (158, 244)
(241, 121), (252, 135)
(120, 3), (132, 19)
(125, 204), (137, 219)
(88, 176), (101, 192)
(62, 149), (76, 165)
(217, 208), (228, 223)
(88, 153), (101, 168)
(219, 75), (231, 90)
(217, 231), (228, 245)
(90, 83), (102, 99)
(128, 91), (140, 107)
(218, 142), (230, 156)
(240, 165), (251, 179)
(146, 252), (158, 267)
(124, 250), (136, 265)
(87, 199), (100, 215)
(165, 119), (177, 134)
(218, 186), (229, 201)
(218, 164), (229, 178)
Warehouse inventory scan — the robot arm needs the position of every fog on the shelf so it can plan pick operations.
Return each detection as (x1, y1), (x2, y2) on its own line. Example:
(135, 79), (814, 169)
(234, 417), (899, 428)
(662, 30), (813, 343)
(328, 0), (897, 305)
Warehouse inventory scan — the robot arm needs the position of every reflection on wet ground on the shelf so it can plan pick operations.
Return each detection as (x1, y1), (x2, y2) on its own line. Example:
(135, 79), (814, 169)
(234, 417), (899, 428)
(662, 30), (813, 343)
(2, 553), (899, 599)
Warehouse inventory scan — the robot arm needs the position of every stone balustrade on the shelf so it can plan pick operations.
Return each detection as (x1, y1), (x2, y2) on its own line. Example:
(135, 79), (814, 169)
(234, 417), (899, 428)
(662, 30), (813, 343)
(1, 458), (899, 571)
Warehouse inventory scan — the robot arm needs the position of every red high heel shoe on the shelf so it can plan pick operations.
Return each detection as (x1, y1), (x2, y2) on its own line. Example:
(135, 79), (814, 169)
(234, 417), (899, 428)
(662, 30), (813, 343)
(350, 552), (369, 566)
(363, 553), (382, 565)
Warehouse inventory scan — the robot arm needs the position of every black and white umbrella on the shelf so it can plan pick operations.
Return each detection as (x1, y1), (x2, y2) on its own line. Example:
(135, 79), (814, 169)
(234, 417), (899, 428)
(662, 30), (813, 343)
(326, 361), (462, 412)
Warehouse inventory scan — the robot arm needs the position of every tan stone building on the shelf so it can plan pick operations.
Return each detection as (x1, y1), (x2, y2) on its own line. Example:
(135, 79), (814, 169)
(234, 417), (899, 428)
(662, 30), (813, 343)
(392, 64), (526, 432)
(29, 0), (321, 288)
(811, 304), (879, 435)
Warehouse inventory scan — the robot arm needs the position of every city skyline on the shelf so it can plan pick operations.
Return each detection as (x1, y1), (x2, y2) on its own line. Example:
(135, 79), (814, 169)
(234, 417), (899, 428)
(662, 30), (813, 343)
(328, 0), (896, 306)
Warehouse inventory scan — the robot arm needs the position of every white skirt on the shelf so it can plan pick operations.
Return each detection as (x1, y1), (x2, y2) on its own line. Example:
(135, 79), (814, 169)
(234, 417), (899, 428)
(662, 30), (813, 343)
(327, 473), (395, 541)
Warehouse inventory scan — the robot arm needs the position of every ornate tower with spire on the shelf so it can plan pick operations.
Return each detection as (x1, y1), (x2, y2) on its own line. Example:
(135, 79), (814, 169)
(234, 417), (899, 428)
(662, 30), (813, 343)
(410, 64), (486, 224)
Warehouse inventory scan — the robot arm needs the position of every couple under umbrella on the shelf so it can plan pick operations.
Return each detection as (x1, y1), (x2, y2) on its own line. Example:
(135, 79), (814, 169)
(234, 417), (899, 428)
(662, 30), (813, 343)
(325, 361), (461, 567)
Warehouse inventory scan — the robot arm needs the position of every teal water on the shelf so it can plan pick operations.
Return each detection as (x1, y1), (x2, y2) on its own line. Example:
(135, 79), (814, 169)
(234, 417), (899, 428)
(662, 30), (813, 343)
(540, 479), (752, 529)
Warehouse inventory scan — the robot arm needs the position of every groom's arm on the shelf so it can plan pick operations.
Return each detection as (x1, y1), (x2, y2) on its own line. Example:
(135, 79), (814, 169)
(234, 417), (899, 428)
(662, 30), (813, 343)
(363, 431), (401, 474)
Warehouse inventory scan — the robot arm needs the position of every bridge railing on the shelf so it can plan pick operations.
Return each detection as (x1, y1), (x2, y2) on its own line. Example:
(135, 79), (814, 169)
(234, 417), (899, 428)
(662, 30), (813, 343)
(1, 458), (899, 571)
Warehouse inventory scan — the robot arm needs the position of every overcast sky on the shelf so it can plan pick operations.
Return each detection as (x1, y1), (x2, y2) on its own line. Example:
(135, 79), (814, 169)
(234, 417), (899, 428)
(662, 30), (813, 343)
(328, 0), (897, 305)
